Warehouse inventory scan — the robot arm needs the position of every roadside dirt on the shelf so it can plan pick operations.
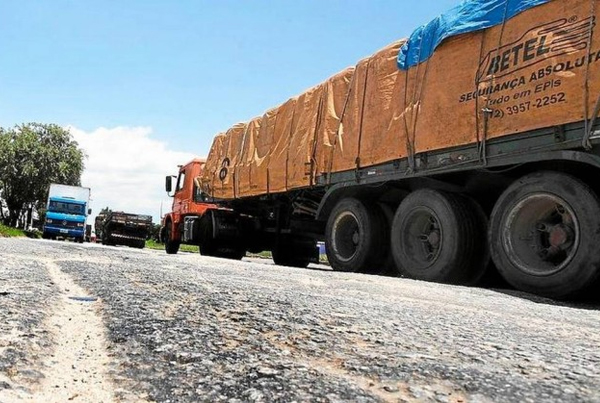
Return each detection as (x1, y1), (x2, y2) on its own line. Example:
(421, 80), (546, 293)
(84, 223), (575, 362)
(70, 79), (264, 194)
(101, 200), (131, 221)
(2, 260), (115, 402)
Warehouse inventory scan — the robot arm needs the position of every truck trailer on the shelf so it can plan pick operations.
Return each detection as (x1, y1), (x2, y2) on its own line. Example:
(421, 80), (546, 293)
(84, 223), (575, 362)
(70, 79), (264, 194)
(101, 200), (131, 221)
(42, 184), (91, 243)
(96, 211), (152, 249)
(163, 0), (600, 299)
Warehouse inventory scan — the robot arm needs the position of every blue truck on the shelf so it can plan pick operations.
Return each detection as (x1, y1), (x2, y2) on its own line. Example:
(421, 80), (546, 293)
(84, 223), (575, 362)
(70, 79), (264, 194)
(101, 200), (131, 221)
(42, 184), (91, 243)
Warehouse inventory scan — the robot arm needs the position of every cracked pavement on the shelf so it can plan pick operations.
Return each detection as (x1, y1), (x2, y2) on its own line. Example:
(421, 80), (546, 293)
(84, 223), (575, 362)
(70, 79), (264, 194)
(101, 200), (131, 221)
(1, 237), (599, 402)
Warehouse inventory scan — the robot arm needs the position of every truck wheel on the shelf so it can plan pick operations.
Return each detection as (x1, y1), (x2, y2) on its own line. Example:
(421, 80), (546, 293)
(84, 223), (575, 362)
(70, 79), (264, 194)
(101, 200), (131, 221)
(272, 240), (316, 268)
(489, 171), (600, 299)
(220, 246), (246, 260)
(199, 213), (219, 257)
(199, 213), (245, 260)
(200, 242), (245, 260)
(390, 189), (487, 285)
(325, 198), (387, 273)
(165, 223), (180, 254)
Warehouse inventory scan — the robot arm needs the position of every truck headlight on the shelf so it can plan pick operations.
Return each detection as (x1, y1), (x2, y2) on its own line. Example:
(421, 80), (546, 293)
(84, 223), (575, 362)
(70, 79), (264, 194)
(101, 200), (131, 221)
(46, 219), (53, 224)
(77, 223), (84, 227)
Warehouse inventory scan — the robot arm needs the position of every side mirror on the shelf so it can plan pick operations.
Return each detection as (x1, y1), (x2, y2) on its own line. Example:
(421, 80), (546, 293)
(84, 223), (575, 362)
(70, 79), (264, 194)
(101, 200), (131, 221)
(88, 209), (92, 215)
(165, 175), (173, 193)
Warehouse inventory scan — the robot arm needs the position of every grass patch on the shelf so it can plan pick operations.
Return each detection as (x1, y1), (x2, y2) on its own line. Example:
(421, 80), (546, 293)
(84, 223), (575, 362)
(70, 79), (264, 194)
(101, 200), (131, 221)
(0, 223), (26, 238)
(247, 251), (273, 259)
(146, 239), (198, 253)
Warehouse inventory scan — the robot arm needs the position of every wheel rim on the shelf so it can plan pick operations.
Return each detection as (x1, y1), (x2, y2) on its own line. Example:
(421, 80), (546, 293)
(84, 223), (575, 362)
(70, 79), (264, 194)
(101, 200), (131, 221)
(400, 207), (443, 269)
(503, 193), (580, 276)
(332, 211), (360, 263)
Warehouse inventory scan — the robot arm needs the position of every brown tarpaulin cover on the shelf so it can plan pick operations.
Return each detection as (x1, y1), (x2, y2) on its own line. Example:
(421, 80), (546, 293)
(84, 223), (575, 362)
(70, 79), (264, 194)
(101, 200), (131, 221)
(201, 132), (227, 197)
(268, 98), (297, 194)
(236, 117), (263, 198)
(211, 123), (247, 200)
(286, 83), (324, 189)
(202, 0), (600, 199)
(314, 68), (354, 178)
(330, 41), (407, 172)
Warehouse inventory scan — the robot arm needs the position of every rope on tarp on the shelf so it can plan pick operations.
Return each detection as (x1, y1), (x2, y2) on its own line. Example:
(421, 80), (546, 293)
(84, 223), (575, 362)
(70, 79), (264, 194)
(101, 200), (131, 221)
(403, 32), (432, 174)
(582, 0), (597, 150)
(355, 58), (372, 182)
(479, 0), (511, 166)
(327, 72), (356, 185)
(309, 88), (326, 187)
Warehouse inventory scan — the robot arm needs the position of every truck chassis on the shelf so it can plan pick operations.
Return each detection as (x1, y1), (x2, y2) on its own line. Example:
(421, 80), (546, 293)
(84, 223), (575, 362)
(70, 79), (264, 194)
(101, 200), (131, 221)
(164, 120), (600, 299)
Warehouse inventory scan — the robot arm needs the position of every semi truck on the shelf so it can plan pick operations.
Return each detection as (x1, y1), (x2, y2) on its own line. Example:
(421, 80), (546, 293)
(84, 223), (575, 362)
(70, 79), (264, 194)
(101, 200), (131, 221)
(163, 0), (600, 299)
(42, 184), (91, 243)
(95, 211), (152, 249)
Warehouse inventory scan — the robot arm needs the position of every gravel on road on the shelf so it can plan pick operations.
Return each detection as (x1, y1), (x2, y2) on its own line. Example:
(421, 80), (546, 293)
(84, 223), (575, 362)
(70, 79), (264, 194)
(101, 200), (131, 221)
(1, 238), (599, 402)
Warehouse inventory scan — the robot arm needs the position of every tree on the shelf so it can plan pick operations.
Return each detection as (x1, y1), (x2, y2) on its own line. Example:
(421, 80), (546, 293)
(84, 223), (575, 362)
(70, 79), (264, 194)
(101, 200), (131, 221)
(0, 123), (86, 227)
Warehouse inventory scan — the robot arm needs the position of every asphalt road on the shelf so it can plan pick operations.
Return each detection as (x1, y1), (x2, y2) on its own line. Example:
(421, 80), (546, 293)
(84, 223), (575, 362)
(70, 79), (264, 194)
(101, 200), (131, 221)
(1, 238), (599, 402)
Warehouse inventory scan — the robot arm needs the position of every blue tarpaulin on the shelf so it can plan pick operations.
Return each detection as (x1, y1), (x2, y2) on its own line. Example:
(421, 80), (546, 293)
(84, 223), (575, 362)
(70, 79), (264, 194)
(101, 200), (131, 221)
(398, 0), (552, 70)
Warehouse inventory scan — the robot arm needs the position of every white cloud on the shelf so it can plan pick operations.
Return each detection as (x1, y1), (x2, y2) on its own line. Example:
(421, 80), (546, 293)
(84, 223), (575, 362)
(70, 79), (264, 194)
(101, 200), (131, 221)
(68, 126), (196, 225)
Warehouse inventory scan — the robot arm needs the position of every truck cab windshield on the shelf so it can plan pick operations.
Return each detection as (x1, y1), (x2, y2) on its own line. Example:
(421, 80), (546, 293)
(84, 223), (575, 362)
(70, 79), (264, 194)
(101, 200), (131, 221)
(49, 200), (84, 215)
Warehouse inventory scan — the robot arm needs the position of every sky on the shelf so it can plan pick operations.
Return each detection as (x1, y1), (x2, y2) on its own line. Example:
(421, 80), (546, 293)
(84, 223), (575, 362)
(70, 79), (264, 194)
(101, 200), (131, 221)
(0, 0), (458, 223)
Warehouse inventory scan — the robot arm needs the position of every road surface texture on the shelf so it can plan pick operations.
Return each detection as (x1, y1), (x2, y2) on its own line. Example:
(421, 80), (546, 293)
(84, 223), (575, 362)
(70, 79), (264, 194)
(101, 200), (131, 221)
(0, 237), (599, 402)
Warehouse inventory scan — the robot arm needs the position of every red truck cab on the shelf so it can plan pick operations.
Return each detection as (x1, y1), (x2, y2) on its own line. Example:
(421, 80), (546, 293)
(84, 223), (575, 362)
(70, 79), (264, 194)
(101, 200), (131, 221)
(161, 159), (215, 254)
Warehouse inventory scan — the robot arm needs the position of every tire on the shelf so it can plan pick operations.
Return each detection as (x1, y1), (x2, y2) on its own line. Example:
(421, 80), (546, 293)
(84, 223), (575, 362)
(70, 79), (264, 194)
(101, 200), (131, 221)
(199, 213), (219, 257)
(391, 189), (488, 285)
(325, 198), (387, 273)
(164, 223), (180, 254)
(198, 213), (245, 260)
(489, 171), (600, 299)
(103, 234), (115, 247)
(200, 242), (245, 260)
(272, 240), (316, 268)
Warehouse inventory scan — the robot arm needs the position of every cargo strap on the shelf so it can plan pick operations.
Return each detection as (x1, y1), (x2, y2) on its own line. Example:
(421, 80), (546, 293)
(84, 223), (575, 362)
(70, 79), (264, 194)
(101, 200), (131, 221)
(355, 58), (372, 181)
(284, 107), (297, 191)
(309, 91), (326, 186)
(584, 95), (600, 149)
(403, 53), (432, 172)
(476, 1), (511, 166)
(328, 72), (357, 184)
(583, 0), (598, 150)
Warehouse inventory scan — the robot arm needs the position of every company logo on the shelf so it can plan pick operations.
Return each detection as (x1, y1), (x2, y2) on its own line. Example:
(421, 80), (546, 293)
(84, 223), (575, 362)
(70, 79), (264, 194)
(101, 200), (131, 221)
(62, 220), (67, 226)
(476, 16), (595, 83)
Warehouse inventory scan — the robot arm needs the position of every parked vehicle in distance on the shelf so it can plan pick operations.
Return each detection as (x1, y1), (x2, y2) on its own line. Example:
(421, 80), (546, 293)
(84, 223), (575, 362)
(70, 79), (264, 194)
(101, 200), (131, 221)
(163, 0), (600, 299)
(96, 211), (152, 249)
(85, 224), (92, 242)
(42, 184), (91, 243)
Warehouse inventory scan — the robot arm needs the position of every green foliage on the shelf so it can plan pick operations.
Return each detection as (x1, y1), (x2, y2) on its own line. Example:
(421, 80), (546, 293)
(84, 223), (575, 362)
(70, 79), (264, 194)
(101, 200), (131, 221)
(0, 123), (85, 226)
(150, 223), (161, 241)
(0, 223), (26, 237)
